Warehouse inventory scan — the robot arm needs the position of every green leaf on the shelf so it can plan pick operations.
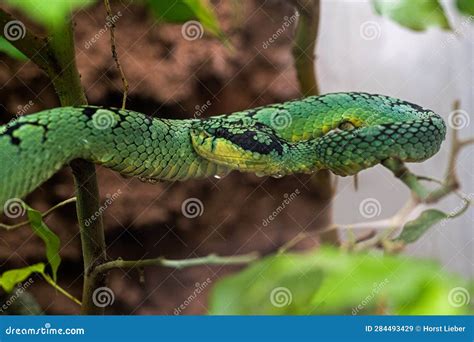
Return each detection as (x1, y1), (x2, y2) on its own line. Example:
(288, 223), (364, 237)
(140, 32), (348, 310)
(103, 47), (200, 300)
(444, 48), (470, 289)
(5, 0), (95, 29)
(0, 263), (45, 292)
(0, 37), (27, 60)
(209, 247), (471, 315)
(373, 0), (451, 31)
(209, 253), (325, 314)
(147, 0), (225, 39)
(26, 206), (61, 282)
(456, 0), (474, 16)
(397, 209), (448, 243)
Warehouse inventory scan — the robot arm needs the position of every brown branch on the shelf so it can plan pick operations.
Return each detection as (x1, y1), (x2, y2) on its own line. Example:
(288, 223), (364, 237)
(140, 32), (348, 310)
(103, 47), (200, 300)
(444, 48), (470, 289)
(104, 0), (128, 109)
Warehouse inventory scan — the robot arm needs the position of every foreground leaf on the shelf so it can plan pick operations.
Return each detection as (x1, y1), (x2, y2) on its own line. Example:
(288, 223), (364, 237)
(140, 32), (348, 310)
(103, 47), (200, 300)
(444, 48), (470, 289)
(26, 206), (61, 282)
(148, 0), (224, 39)
(373, 0), (451, 31)
(209, 247), (471, 315)
(6, 0), (95, 29)
(456, 0), (474, 16)
(0, 263), (45, 293)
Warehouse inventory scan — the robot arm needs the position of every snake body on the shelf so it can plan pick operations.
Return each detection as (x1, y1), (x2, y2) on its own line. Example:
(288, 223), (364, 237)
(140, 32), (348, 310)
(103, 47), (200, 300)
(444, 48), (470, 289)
(0, 92), (446, 210)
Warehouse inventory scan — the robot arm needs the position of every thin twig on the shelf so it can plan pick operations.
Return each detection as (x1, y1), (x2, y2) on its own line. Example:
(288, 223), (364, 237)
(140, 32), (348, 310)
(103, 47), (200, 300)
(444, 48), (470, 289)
(93, 252), (259, 276)
(0, 197), (77, 231)
(42, 273), (82, 306)
(104, 0), (128, 109)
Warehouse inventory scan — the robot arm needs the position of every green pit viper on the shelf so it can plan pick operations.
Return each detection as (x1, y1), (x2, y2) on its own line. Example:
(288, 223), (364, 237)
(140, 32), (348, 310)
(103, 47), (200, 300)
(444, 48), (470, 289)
(0, 92), (446, 212)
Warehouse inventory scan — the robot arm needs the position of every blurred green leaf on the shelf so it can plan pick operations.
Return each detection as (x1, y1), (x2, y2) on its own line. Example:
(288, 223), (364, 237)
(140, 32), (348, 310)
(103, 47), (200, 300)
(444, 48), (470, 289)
(5, 0), (95, 29)
(0, 263), (45, 293)
(147, 0), (224, 39)
(0, 37), (27, 60)
(397, 209), (448, 243)
(373, 0), (451, 31)
(26, 206), (61, 282)
(457, 0), (474, 16)
(209, 247), (471, 315)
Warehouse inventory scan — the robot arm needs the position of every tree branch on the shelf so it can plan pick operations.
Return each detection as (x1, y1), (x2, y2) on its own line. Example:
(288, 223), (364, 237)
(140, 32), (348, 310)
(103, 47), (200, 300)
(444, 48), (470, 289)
(92, 253), (259, 276)
(0, 7), (107, 315)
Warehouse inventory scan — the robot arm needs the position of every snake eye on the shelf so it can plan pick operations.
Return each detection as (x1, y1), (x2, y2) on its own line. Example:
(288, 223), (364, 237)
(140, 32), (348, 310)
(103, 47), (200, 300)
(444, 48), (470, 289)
(338, 121), (356, 131)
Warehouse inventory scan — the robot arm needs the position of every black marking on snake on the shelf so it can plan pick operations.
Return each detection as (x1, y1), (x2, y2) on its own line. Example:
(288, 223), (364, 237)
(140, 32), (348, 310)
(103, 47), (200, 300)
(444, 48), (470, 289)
(4, 121), (48, 145)
(81, 106), (99, 118)
(214, 127), (284, 155)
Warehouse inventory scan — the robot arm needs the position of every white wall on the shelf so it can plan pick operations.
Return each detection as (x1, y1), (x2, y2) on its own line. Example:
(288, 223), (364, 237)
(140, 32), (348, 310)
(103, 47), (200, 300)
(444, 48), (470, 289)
(316, 0), (473, 276)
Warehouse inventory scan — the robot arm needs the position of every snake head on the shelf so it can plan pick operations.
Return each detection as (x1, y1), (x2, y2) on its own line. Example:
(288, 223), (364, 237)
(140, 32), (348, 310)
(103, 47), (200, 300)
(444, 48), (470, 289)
(190, 120), (289, 176)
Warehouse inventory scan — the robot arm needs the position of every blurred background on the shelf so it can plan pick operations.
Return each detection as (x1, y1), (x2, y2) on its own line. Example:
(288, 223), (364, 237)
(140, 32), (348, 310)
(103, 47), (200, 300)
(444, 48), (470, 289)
(0, 0), (472, 314)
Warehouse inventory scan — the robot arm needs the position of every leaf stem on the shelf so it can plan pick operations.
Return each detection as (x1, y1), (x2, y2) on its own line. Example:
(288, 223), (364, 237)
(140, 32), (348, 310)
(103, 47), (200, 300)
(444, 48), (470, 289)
(0, 197), (76, 231)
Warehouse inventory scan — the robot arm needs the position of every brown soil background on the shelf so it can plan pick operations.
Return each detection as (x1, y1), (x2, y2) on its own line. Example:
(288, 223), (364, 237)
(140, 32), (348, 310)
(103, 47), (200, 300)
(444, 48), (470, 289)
(0, 0), (331, 314)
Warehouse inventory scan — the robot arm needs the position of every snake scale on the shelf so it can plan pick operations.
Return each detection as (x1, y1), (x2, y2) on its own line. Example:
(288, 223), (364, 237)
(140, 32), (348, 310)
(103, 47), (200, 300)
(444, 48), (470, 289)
(0, 92), (446, 212)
